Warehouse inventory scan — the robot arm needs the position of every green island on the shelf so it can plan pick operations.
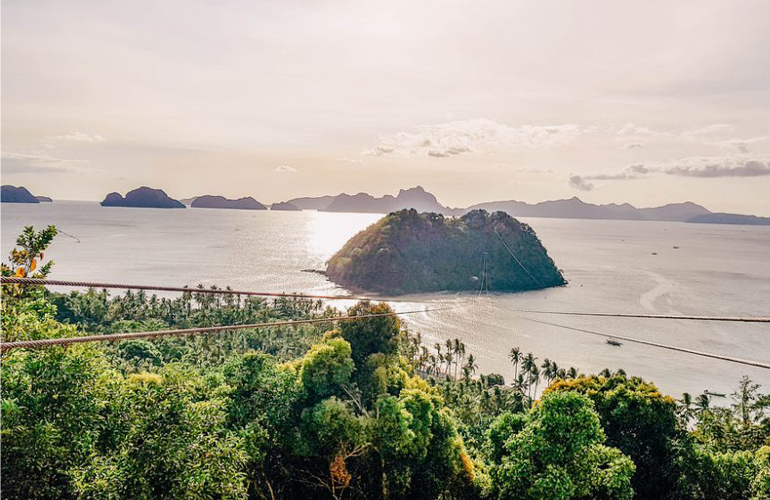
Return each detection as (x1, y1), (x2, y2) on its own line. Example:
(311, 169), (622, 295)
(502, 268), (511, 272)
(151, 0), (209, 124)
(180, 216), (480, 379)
(1, 226), (769, 500)
(327, 209), (566, 295)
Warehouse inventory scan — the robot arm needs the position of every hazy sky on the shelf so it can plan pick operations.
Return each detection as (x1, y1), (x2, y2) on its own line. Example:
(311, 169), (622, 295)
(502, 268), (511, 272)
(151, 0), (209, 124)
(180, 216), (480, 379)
(3, 0), (770, 214)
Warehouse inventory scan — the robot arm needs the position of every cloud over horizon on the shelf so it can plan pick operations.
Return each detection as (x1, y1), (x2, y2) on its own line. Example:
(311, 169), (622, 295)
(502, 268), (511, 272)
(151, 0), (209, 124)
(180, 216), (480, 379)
(1, 151), (92, 174)
(364, 119), (588, 158)
(567, 156), (770, 191)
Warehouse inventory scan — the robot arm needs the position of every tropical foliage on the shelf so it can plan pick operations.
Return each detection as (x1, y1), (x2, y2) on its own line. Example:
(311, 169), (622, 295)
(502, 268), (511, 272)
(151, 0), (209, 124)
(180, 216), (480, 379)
(1, 226), (769, 500)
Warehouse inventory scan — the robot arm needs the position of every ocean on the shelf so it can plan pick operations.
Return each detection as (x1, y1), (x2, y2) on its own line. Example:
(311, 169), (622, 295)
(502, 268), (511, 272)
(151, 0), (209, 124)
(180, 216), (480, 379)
(2, 200), (768, 398)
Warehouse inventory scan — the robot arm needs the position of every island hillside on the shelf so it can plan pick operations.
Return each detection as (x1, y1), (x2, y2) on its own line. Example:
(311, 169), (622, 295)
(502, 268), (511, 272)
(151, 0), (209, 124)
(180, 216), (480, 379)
(271, 201), (301, 211)
(326, 209), (565, 295)
(191, 195), (266, 210)
(35, 196), (53, 202)
(101, 187), (185, 208)
(1, 185), (40, 203)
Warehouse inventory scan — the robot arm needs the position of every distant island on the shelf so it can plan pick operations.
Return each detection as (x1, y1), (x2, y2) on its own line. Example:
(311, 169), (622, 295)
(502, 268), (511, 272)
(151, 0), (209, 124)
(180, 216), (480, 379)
(687, 213), (770, 225)
(326, 209), (565, 295)
(101, 187), (185, 208)
(277, 186), (768, 226)
(1, 185), (41, 203)
(35, 196), (53, 202)
(271, 201), (301, 211)
(191, 195), (266, 210)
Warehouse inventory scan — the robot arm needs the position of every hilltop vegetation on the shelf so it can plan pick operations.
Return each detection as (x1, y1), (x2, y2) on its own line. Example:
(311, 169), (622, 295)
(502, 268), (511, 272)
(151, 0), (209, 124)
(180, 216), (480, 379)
(327, 209), (565, 295)
(2, 227), (769, 500)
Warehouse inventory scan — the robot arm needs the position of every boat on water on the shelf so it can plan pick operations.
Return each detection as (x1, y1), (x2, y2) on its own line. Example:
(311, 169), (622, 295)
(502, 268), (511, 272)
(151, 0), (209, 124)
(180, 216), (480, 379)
(606, 338), (622, 346)
(703, 390), (726, 397)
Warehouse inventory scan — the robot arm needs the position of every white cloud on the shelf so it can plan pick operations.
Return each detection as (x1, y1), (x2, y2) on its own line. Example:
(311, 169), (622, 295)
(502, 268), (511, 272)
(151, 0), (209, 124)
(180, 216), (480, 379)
(53, 132), (105, 142)
(336, 157), (367, 165)
(568, 175), (594, 191)
(662, 156), (770, 178)
(364, 119), (589, 158)
(1, 151), (93, 174)
(41, 132), (105, 149)
(710, 136), (769, 154)
(571, 155), (770, 189)
(623, 142), (643, 149)
(275, 165), (298, 173)
(681, 123), (734, 137)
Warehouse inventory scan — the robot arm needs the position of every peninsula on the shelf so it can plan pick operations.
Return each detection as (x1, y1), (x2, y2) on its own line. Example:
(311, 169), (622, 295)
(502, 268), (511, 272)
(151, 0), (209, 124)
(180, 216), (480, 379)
(326, 209), (565, 295)
(687, 213), (770, 225)
(101, 187), (185, 208)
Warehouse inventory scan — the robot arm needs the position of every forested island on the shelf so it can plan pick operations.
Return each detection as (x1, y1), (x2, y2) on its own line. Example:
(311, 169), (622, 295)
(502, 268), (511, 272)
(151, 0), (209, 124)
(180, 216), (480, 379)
(1, 225), (768, 500)
(1, 185), (41, 203)
(101, 187), (185, 208)
(191, 195), (267, 210)
(327, 209), (565, 295)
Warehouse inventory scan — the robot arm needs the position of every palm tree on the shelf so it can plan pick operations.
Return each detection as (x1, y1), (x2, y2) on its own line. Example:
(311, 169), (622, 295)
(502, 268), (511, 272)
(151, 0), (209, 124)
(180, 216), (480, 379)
(678, 393), (695, 424)
(541, 359), (555, 385)
(508, 347), (522, 380)
(464, 354), (477, 382)
(513, 373), (528, 396)
(695, 394), (711, 413)
(522, 353), (537, 381)
(567, 367), (579, 379)
(549, 361), (560, 384)
(529, 365), (541, 401)
(454, 340), (466, 380)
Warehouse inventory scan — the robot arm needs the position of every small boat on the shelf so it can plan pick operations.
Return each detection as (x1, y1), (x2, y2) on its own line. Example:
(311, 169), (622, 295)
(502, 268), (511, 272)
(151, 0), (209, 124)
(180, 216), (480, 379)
(703, 390), (726, 397)
(651, 252), (658, 255)
(673, 246), (680, 249)
(606, 338), (622, 347)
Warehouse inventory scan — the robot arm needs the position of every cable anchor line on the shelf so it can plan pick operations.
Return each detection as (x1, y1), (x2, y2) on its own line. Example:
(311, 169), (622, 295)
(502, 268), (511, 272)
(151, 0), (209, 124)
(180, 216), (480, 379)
(514, 309), (770, 323)
(0, 277), (433, 304)
(0, 307), (449, 352)
(516, 315), (770, 370)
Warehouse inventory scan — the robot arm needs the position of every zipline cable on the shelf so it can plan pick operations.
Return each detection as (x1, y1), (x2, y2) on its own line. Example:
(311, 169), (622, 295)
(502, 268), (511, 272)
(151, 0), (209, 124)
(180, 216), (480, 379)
(516, 315), (770, 370)
(0, 307), (451, 352)
(493, 228), (542, 287)
(0, 277), (438, 304)
(513, 309), (770, 324)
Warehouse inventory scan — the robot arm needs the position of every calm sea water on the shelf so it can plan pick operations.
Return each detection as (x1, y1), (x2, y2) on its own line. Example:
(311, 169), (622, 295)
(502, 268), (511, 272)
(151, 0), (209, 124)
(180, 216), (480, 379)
(2, 201), (769, 398)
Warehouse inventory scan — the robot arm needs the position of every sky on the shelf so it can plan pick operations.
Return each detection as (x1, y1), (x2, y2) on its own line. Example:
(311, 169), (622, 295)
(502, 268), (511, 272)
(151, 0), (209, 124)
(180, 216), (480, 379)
(2, 0), (770, 215)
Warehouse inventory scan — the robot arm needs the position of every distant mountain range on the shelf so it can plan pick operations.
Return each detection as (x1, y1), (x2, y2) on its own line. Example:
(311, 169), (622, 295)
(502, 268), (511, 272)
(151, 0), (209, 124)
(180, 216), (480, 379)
(284, 186), (767, 225)
(287, 186), (459, 214)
